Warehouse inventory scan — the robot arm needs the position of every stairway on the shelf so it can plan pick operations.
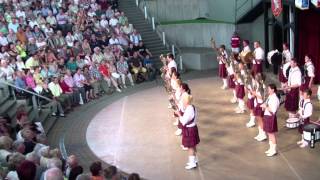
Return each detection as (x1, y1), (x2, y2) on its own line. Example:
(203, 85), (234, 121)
(119, 0), (170, 66)
(0, 87), (57, 134)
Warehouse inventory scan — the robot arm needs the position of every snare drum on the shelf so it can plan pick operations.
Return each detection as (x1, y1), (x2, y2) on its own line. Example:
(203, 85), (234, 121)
(303, 124), (320, 141)
(286, 118), (300, 128)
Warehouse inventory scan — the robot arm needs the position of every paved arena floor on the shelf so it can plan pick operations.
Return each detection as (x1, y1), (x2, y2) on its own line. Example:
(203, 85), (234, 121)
(48, 71), (320, 180)
(86, 77), (320, 180)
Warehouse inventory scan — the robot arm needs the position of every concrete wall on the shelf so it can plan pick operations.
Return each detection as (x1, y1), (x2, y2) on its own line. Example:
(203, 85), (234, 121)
(158, 23), (235, 49)
(142, 0), (210, 21)
(143, 0), (262, 23)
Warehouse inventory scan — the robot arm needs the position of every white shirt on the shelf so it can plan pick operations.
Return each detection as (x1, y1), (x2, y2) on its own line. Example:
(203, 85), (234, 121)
(282, 49), (292, 62)
(109, 18), (118, 27)
(243, 45), (251, 52)
(168, 60), (177, 72)
(16, 61), (26, 71)
(0, 36), (8, 46)
(73, 73), (85, 87)
(109, 38), (119, 45)
(288, 66), (302, 86)
(218, 50), (228, 64)
(100, 19), (109, 28)
(305, 61), (315, 78)
(264, 93), (279, 116)
(0, 66), (14, 81)
(179, 105), (197, 127)
(282, 61), (291, 78)
(253, 47), (265, 64)
(298, 98), (312, 119)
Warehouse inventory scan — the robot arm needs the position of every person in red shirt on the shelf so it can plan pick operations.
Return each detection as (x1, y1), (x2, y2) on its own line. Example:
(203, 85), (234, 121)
(98, 61), (121, 92)
(59, 76), (77, 106)
(231, 32), (241, 54)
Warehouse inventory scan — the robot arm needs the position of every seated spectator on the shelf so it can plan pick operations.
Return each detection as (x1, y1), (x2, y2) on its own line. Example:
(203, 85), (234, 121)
(48, 77), (72, 111)
(6, 152), (25, 180)
(38, 81), (65, 117)
(17, 160), (36, 180)
(90, 161), (103, 180)
(104, 166), (119, 180)
(130, 29), (142, 46)
(44, 167), (64, 180)
(116, 55), (134, 88)
(66, 57), (78, 73)
(137, 41), (152, 58)
(129, 52), (147, 81)
(98, 61), (121, 92)
(128, 173), (141, 180)
(73, 68), (89, 103)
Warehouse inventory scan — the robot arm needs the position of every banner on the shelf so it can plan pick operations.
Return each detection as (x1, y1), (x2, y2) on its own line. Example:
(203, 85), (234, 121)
(311, 0), (320, 7)
(296, 0), (310, 10)
(272, 0), (283, 17)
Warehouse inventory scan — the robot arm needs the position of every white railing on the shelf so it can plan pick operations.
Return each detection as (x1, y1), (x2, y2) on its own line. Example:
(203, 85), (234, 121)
(134, 0), (184, 72)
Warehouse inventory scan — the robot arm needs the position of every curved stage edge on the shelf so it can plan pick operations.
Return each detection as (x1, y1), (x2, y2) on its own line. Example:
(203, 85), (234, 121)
(85, 77), (320, 180)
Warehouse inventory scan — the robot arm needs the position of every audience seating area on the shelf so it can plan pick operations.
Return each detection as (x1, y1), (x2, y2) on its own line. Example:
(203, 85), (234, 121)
(0, 0), (163, 179)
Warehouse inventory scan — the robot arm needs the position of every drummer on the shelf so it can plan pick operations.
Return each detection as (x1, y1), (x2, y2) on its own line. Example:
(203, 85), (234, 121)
(252, 41), (265, 77)
(284, 58), (302, 119)
(300, 54), (315, 92)
(297, 89), (313, 148)
(279, 43), (291, 88)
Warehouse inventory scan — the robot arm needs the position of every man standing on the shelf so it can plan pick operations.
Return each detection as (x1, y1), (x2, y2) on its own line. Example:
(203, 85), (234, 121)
(252, 41), (265, 76)
(231, 32), (240, 54)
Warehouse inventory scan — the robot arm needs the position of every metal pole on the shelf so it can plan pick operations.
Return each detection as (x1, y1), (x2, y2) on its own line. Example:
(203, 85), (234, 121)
(144, 6), (147, 19)
(32, 95), (39, 120)
(136, 0), (138, 7)
(172, 45), (175, 56)
(289, 5), (294, 55)
(162, 32), (165, 46)
(179, 56), (183, 71)
(152, 17), (155, 30)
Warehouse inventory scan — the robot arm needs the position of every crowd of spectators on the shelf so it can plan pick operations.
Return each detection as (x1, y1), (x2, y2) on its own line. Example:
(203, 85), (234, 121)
(0, 0), (156, 179)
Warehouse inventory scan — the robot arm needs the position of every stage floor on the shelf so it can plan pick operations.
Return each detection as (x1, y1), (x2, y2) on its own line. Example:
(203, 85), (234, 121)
(86, 77), (320, 180)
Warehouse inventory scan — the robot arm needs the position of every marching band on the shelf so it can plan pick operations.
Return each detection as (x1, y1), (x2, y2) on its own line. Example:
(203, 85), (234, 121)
(160, 35), (318, 170)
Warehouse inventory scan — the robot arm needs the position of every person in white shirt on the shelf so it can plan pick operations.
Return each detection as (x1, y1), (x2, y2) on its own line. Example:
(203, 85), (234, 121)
(279, 43), (291, 88)
(284, 58), (302, 118)
(166, 53), (177, 78)
(282, 43), (292, 63)
(177, 93), (200, 170)
(261, 84), (280, 157)
(0, 60), (14, 82)
(73, 68), (87, 103)
(65, 32), (75, 47)
(129, 29), (142, 46)
(100, 15), (109, 29)
(252, 41), (264, 76)
(296, 89), (313, 148)
(235, 71), (246, 114)
(108, 34), (119, 45)
(109, 15), (118, 27)
(300, 54), (315, 92)
(242, 40), (251, 52)
(0, 32), (9, 46)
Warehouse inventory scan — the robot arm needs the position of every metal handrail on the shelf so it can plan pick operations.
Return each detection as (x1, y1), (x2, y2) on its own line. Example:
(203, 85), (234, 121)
(138, 0), (182, 57)
(0, 80), (52, 102)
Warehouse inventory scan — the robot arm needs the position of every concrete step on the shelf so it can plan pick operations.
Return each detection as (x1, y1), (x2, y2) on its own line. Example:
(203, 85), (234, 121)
(43, 116), (58, 134)
(0, 100), (16, 116)
(0, 94), (10, 106)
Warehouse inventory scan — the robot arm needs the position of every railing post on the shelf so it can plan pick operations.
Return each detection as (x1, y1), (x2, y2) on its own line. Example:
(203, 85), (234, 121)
(11, 86), (16, 100)
(144, 6), (147, 19)
(172, 45), (175, 56)
(32, 95), (39, 120)
(162, 31), (166, 46)
(152, 17), (155, 30)
(136, 0), (139, 7)
(179, 56), (183, 72)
